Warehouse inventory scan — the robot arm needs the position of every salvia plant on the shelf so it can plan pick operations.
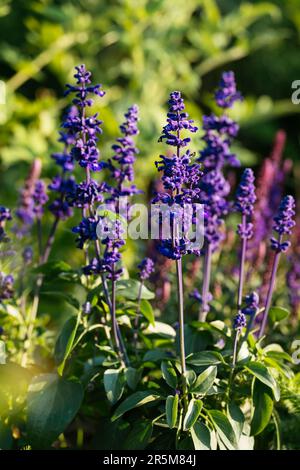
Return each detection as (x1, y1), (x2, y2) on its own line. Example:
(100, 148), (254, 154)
(0, 66), (298, 451)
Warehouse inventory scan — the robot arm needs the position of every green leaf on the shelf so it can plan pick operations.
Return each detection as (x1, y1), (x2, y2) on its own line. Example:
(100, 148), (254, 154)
(191, 421), (212, 450)
(27, 374), (83, 448)
(161, 361), (178, 388)
(122, 421), (153, 450)
(143, 350), (171, 362)
(183, 399), (203, 430)
(112, 391), (161, 421)
(227, 403), (245, 442)
(190, 320), (229, 338)
(125, 367), (141, 391)
(42, 291), (80, 310)
(186, 351), (223, 366)
(244, 361), (280, 401)
(208, 410), (237, 450)
(33, 261), (72, 275)
(183, 326), (212, 356)
(104, 369), (124, 404)
(185, 369), (197, 387)
(144, 321), (176, 338)
(265, 350), (293, 363)
(117, 280), (154, 300)
(139, 299), (155, 326)
(54, 315), (79, 376)
(191, 366), (217, 394)
(250, 380), (274, 436)
(165, 394), (178, 429)
(269, 307), (290, 324)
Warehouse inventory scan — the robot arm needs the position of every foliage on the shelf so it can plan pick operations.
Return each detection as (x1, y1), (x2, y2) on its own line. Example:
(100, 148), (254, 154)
(0, 0), (300, 452)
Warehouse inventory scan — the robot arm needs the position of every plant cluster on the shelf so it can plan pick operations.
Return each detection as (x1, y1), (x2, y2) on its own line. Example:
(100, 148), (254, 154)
(0, 66), (298, 451)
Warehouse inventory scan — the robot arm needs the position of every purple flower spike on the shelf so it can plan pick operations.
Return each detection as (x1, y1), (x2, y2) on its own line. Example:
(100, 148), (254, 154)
(65, 64), (105, 108)
(67, 180), (108, 208)
(233, 312), (247, 330)
(64, 65), (106, 172)
(159, 91), (198, 148)
(215, 71), (243, 109)
(108, 105), (140, 199)
(153, 91), (201, 260)
(235, 169), (256, 217)
(33, 180), (48, 218)
(242, 292), (259, 316)
(72, 217), (98, 248)
(270, 195), (295, 253)
(0, 272), (14, 300)
(273, 195), (296, 236)
(138, 257), (155, 281)
(197, 72), (242, 256)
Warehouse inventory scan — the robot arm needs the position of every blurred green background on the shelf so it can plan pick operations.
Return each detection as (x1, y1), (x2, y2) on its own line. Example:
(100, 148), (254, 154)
(0, 0), (299, 265)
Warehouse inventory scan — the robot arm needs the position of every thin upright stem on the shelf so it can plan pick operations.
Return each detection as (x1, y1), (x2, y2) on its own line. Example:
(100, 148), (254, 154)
(232, 329), (240, 368)
(133, 281), (143, 349)
(111, 276), (120, 351)
(259, 241), (282, 338)
(95, 237), (129, 366)
(199, 241), (212, 322)
(237, 214), (247, 310)
(176, 257), (188, 409)
(42, 217), (59, 264)
(226, 329), (240, 405)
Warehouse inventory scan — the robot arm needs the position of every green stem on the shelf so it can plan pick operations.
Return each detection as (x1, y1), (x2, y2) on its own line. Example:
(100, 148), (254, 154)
(237, 215), (247, 310)
(133, 281), (143, 349)
(273, 409), (281, 450)
(199, 241), (212, 322)
(111, 275), (126, 367)
(227, 330), (240, 404)
(176, 257), (188, 411)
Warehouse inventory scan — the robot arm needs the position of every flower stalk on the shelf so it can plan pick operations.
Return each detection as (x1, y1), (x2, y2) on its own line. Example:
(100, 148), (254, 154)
(259, 195), (295, 338)
(199, 241), (212, 322)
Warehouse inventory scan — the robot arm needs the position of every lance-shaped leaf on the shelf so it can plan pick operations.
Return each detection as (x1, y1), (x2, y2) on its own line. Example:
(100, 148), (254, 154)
(208, 410), (237, 450)
(27, 374), (83, 449)
(183, 399), (203, 430)
(104, 369), (124, 404)
(54, 313), (80, 376)
(191, 365), (217, 394)
(112, 391), (161, 421)
(251, 379), (274, 436)
(165, 394), (179, 429)
(161, 361), (178, 388)
(191, 421), (212, 450)
(245, 361), (280, 401)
